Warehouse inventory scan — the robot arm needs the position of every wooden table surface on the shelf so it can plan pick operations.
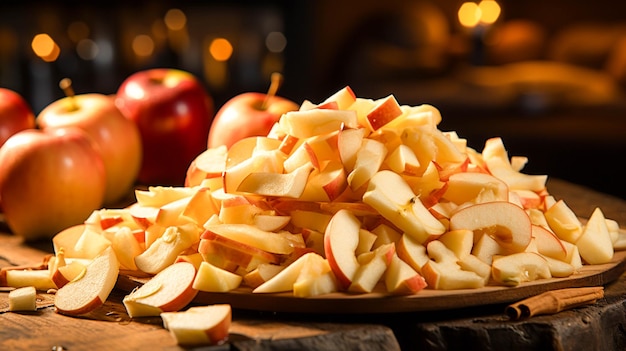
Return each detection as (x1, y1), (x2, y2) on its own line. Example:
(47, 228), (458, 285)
(1, 178), (625, 351)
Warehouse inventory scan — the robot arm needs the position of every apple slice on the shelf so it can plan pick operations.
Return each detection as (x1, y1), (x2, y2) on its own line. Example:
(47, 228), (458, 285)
(348, 243), (395, 293)
(134, 224), (200, 274)
(544, 199), (584, 244)
(442, 172), (508, 205)
(135, 186), (197, 208)
(51, 260), (87, 289)
(123, 262), (198, 318)
(192, 261), (243, 292)
(337, 127), (366, 171)
(243, 263), (284, 289)
(161, 304), (231, 346)
(576, 207), (614, 265)
(449, 201), (532, 252)
(323, 209), (362, 290)
(292, 270), (339, 297)
(2, 269), (57, 290)
(396, 233), (429, 274)
(253, 252), (329, 293)
(491, 252), (551, 286)
(236, 162), (314, 198)
(321, 85), (357, 110)
(184, 145), (227, 187)
(365, 94), (403, 131)
(54, 247), (119, 315)
(9, 286), (37, 311)
(384, 254), (428, 295)
(421, 241), (486, 290)
(111, 226), (144, 271)
(299, 160), (348, 202)
(362, 170), (446, 244)
(347, 138), (387, 191)
(437, 229), (474, 260)
(531, 225), (567, 261)
(201, 223), (295, 255)
(385, 144), (421, 175)
(279, 109), (359, 139)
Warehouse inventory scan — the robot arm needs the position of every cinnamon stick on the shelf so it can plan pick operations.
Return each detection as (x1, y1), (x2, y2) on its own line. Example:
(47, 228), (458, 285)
(506, 286), (604, 320)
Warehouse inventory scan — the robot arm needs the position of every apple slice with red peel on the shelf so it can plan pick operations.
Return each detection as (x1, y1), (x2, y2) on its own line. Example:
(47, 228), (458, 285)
(337, 127), (366, 171)
(123, 261), (198, 318)
(421, 241), (486, 290)
(347, 138), (387, 191)
(491, 252), (551, 286)
(396, 233), (429, 274)
(321, 86), (357, 110)
(384, 254), (427, 295)
(192, 261), (242, 293)
(442, 172), (509, 205)
(449, 201), (532, 253)
(54, 247), (119, 316)
(184, 145), (227, 187)
(365, 94), (403, 131)
(323, 209), (361, 290)
(51, 260), (87, 289)
(348, 243), (395, 293)
(385, 144), (421, 175)
(531, 225), (567, 261)
(161, 304), (231, 346)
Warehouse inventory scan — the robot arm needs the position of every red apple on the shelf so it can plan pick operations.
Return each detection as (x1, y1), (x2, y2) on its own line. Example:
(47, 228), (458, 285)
(115, 68), (214, 186)
(37, 79), (142, 205)
(207, 73), (299, 149)
(0, 88), (35, 148)
(0, 128), (106, 241)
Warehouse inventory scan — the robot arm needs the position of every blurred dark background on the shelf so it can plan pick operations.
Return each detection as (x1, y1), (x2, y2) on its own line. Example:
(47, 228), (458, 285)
(1, 0), (625, 200)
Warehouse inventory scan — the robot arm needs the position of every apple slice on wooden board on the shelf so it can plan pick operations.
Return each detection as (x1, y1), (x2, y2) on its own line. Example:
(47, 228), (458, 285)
(54, 247), (119, 316)
(9, 286), (37, 312)
(161, 304), (232, 346)
(123, 261), (198, 318)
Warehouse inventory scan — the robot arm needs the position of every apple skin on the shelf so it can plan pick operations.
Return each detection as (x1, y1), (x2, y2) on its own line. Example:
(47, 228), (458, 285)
(207, 92), (299, 150)
(0, 128), (106, 241)
(0, 88), (35, 148)
(37, 93), (142, 205)
(115, 68), (214, 186)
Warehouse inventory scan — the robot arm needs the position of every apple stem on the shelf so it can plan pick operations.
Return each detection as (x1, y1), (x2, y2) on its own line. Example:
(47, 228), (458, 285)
(261, 72), (283, 111)
(59, 78), (79, 111)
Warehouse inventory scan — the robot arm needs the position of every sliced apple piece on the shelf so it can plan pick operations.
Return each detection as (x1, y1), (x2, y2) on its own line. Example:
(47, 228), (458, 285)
(421, 241), (486, 290)
(243, 263), (284, 289)
(363, 170), (446, 244)
(293, 270), (339, 297)
(396, 233), (429, 274)
(9, 286), (37, 312)
(531, 225), (567, 261)
(237, 162), (314, 198)
(123, 262), (198, 318)
(442, 172), (508, 205)
(185, 145), (228, 187)
(4, 269), (57, 290)
(449, 201), (532, 252)
(365, 94), (403, 131)
(201, 224), (295, 255)
(253, 252), (329, 293)
(323, 209), (362, 290)
(134, 224), (200, 274)
(192, 261), (242, 293)
(437, 229), (474, 260)
(544, 199), (583, 243)
(491, 252), (551, 286)
(279, 108), (359, 139)
(161, 304), (231, 346)
(347, 138), (387, 191)
(384, 253), (428, 295)
(348, 243), (395, 293)
(54, 247), (119, 315)
(576, 207), (614, 265)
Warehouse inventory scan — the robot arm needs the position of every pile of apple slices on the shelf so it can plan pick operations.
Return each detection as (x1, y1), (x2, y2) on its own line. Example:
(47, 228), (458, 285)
(5, 87), (624, 325)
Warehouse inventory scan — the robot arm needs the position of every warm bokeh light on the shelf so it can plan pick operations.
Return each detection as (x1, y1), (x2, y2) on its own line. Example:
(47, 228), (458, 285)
(164, 8), (187, 31)
(458, 1), (501, 28)
(132, 34), (154, 57)
(265, 31), (287, 53)
(478, 0), (501, 25)
(31, 33), (60, 62)
(209, 38), (233, 62)
(458, 2), (481, 28)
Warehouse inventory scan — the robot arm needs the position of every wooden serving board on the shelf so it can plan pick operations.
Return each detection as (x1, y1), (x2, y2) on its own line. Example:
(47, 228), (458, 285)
(117, 250), (626, 314)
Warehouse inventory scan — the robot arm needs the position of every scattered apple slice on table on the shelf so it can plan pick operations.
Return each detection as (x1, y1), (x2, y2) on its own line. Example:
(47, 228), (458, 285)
(9, 286), (37, 311)
(161, 304), (232, 346)
(54, 247), (119, 316)
(123, 261), (198, 318)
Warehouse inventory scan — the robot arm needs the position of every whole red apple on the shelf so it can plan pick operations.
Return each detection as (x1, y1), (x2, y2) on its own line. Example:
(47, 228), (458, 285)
(207, 73), (299, 150)
(0, 88), (35, 148)
(37, 85), (142, 205)
(207, 92), (299, 150)
(115, 68), (214, 186)
(0, 128), (106, 241)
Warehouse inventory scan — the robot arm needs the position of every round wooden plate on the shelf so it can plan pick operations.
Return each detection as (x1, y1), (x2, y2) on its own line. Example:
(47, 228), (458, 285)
(116, 250), (626, 314)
